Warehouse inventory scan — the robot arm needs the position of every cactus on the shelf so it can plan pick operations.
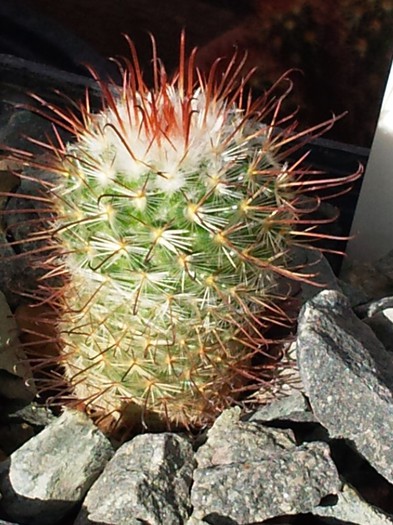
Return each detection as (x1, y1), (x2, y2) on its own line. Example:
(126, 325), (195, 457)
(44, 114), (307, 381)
(4, 34), (360, 433)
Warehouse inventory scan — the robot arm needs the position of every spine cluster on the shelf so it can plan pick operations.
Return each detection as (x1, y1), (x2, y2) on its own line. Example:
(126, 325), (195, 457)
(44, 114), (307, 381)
(4, 35), (361, 432)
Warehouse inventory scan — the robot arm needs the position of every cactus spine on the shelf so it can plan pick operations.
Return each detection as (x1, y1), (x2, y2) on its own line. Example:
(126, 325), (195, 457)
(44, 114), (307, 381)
(7, 34), (359, 432)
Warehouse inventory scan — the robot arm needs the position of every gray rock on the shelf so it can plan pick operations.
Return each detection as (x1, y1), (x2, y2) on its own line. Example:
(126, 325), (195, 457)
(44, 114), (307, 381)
(0, 227), (20, 308)
(190, 441), (341, 524)
(195, 407), (296, 469)
(185, 518), (209, 525)
(5, 172), (53, 256)
(364, 310), (393, 353)
(296, 289), (393, 484)
(314, 483), (393, 525)
(0, 520), (24, 525)
(355, 296), (393, 319)
(189, 407), (340, 524)
(249, 391), (316, 424)
(75, 432), (194, 525)
(364, 296), (393, 318)
(0, 409), (113, 525)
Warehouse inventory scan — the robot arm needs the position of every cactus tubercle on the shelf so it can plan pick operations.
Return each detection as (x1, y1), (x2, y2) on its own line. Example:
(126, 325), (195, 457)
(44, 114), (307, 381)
(3, 33), (361, 434)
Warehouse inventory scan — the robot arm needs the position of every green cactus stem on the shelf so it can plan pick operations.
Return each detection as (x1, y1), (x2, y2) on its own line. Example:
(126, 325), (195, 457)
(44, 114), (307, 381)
(3, 33), (361, 433)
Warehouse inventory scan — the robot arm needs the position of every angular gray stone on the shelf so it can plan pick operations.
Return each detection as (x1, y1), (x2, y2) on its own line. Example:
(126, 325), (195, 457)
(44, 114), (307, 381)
(0, 409), (113, 525)
(249, 391), (316, 424)
(364, 310), (393, 353)
(190, 441), (340, 524)
(297, 289), (393, 484)
(364, 296), (393, 318)
(188, 407), (340, 524)
(314, 483), (393, 525)
(195, 407), (296, 469)
(75, 432), (194, 525)
(186, 518), (208, 525)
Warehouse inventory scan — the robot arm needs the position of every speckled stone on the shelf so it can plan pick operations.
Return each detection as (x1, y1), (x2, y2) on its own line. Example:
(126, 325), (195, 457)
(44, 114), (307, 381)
(0, 409), (113, 525)
(249, 391), (316, 424)
(297, 289), (393, 484)
(195, 407), (296, 469)
(190, 441), (341, 524)
(314, 483), (393, 525)
(75, 432), (195, 525)
(364, 310), (393, 353)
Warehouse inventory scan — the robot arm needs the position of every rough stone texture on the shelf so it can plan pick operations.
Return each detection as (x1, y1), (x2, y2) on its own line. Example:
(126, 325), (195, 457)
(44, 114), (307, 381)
(0, 409), (113, 525)
(249, 391), (316, 424)
(75, 432), (194, 525)
(364, 310), (393, 353)
(188, 407), (340, 524)
(314, 483), (393, 525)
(297, 289), (393, 484)
(0, 292), (34, 402)
(190, 441), (341, 524)
(195, 407), (296, 469)
(364, 296), (393, 318)
(185, 518), (208, 525)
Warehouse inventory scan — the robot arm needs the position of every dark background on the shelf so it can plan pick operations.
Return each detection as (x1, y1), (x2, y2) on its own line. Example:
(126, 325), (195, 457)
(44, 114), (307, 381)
(1, 0), (392, 147)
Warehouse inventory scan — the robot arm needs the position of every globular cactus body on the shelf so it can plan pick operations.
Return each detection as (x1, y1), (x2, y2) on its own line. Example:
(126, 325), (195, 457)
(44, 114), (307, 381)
(5, 35), (360, 432)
